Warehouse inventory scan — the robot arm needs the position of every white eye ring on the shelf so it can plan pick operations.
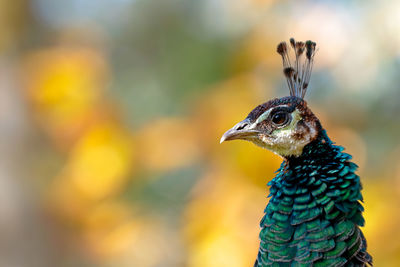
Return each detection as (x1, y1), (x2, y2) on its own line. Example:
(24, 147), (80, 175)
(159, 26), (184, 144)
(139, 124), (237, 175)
(255, 105), (290, 124)
(255, 110), (271, 124)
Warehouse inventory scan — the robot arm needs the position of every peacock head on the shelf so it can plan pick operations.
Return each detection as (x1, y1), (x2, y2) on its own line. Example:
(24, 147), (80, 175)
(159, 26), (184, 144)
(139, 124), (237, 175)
(220, 38), (321, 158)
(220, 96), (321, 157)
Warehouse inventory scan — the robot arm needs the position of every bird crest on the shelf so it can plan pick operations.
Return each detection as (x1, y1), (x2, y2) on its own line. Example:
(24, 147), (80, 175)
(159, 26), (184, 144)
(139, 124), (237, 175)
(277, 38), (317, 99)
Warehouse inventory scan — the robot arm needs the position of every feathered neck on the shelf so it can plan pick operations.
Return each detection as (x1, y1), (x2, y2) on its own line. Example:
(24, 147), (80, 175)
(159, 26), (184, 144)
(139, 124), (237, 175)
(255, 129), (371, 266)
(269, 129), (365, 226)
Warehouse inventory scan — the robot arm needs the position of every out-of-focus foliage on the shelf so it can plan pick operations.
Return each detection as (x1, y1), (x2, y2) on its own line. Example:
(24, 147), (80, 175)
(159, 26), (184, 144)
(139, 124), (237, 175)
(0, 0), (399, 266)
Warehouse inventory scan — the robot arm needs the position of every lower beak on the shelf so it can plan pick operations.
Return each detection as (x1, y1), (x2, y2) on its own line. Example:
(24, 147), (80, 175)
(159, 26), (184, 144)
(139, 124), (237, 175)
(220, 120), (259, 143)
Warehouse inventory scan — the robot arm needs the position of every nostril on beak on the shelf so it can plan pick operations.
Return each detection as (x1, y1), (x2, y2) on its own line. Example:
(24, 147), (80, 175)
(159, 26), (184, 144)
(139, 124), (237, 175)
(236, 123), (248, 131)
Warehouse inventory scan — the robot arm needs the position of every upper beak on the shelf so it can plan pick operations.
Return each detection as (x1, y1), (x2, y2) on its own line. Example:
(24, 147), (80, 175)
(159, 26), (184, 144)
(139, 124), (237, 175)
(220, 119), (259, 143)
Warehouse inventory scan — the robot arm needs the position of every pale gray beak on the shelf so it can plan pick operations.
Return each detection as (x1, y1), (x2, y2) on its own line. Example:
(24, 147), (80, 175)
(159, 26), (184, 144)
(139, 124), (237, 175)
(220, 119), (259, 143)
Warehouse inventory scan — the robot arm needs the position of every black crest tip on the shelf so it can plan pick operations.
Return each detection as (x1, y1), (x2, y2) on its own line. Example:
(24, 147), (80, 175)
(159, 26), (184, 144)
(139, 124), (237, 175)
(290, 38), (296, 49)
(284, 67), (295, 78)
(305, 40), (316, 60)
(277, 42), (288, 56)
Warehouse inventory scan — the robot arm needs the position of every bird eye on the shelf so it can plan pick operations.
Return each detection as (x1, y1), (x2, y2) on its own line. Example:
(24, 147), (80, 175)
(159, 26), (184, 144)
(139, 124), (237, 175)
(271, 112), (289, 126)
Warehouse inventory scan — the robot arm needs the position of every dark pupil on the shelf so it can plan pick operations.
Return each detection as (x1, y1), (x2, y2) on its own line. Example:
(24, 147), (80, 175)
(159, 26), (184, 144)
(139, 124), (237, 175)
(272, 112), (287, 125)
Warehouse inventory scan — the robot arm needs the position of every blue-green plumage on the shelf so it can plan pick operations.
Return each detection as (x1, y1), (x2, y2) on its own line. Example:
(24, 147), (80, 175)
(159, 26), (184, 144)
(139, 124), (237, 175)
(255, 130), (371, 266)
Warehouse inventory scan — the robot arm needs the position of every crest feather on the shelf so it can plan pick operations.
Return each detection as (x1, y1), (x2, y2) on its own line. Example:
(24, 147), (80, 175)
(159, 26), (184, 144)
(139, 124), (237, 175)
(276, 38), (317, 99)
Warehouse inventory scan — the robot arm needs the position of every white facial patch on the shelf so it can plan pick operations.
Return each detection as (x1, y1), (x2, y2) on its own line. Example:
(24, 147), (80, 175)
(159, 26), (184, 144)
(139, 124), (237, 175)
(257, 110), (317, 157)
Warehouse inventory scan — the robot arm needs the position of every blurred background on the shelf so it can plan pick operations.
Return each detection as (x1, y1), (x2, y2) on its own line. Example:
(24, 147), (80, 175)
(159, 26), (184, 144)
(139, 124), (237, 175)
(1, 0), (400, 266)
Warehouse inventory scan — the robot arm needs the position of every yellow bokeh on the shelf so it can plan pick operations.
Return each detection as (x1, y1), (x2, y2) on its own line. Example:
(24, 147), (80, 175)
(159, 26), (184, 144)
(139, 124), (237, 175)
(185, 166), (266, 267)
(66, 122), (133, 200)
(22, 46), (109, 147)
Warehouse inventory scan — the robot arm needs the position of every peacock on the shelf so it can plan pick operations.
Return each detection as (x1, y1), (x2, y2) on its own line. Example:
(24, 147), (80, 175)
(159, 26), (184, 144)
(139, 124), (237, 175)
(220, 39), (372, 266)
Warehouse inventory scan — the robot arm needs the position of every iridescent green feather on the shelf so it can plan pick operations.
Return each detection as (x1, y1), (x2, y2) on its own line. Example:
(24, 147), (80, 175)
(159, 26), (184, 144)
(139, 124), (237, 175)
(254, 130), (372, 266)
